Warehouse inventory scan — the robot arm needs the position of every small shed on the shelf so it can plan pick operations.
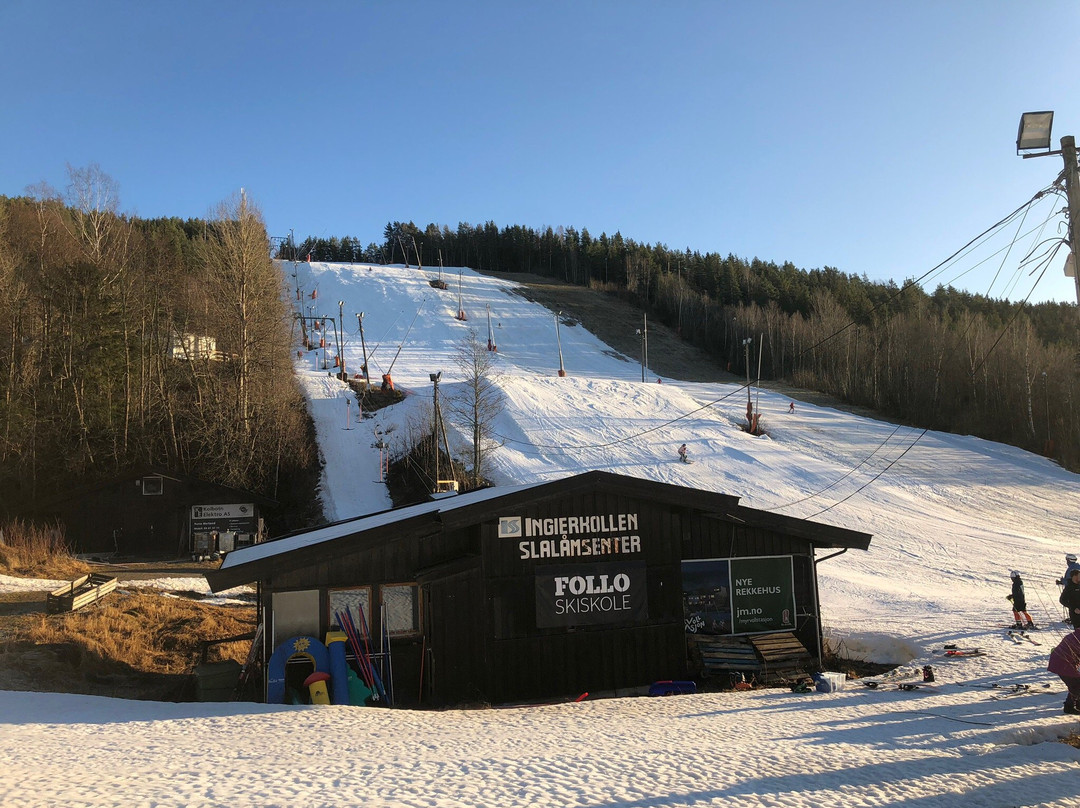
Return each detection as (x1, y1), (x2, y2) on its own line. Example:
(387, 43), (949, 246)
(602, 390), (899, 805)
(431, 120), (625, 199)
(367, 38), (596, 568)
(206, 470), (870, 706)
(22, 467), (270, 559)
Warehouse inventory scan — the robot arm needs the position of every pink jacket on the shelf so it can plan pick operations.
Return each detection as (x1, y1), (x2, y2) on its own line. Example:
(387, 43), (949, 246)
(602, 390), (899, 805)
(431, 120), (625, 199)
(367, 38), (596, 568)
(1048, 628), (1080, 678)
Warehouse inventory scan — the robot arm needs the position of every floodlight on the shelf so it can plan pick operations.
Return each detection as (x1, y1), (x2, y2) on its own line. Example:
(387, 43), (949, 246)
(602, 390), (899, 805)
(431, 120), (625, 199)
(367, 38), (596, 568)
(1016, 111), (1054, 153)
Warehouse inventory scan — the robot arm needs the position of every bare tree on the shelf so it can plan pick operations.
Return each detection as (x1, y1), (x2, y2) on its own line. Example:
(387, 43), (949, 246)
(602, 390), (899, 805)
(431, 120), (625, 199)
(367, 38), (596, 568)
(447, 329), (504, 488)
(64, 162), (126, 274)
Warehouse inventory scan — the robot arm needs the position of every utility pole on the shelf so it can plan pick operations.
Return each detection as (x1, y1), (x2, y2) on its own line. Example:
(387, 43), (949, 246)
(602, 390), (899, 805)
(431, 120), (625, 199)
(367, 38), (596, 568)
(635, 314), (648, 382)
(643, 314), (648, 378)
(456, 270), (467, 321)
(1043, 370), (1052, 455)
(337, 300), (346, 378)
(1017, 115), (1080, 321)
(742, 336), (753, 429)
(430, 372), (442, 492)
(555, 311), (566, 377)
(1062, 135), (1080, 323)
(356, 312), (370, 386)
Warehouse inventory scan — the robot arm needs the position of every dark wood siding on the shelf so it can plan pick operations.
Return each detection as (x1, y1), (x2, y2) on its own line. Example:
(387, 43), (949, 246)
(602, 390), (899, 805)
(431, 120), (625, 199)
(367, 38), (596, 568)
(423, 565), (486, 706)
(487, 624), (685, 704)
(477, 490), (687, 702)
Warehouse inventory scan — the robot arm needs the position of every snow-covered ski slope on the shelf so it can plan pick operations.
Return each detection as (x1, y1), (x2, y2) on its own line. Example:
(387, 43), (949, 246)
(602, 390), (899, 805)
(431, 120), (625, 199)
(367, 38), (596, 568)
(2, 260), (1080, 808)
(296, 260), (1080, 656)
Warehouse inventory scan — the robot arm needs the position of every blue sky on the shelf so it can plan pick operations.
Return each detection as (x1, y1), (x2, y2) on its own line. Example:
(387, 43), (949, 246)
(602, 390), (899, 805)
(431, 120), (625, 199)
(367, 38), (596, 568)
(3, 1), (1078, 303)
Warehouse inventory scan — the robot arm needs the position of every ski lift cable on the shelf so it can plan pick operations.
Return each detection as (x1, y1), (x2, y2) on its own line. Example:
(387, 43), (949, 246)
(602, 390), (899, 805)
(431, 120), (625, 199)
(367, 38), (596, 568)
(792, 182), (1057, 363)
(768, 422), (913, 511)
(771, 226), (1059, 515)
(493, 382), (752, 451)
(794, 257), (1056, 518)
(489, 185), (1054, 457)
(800, 429), (930, 520)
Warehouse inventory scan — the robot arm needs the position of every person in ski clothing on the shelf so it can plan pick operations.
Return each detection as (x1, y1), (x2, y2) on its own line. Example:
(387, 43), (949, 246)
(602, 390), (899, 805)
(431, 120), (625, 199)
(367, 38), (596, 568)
(1007, 570), (1035, 629)
(789, 402), (795, 413)
(1061, 554), (1080, 586)
(677, 443), (689, 463)
(1047, 624), (1080, 714)
(1061, 567), (1080, 627)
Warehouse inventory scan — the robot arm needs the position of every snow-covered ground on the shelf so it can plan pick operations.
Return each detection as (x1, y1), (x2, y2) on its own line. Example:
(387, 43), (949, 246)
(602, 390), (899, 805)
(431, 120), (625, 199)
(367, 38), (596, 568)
(2, 261), (1078, 807)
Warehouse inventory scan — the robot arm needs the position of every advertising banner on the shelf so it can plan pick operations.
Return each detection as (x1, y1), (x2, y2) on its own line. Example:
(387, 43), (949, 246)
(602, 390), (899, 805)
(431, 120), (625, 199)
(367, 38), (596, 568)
(535, 561), (648, 628)
(728, 556), (796, 634)
(682, 555), (796, 635)
(190, 503), (257, 533)
(681, 558), (731, 634)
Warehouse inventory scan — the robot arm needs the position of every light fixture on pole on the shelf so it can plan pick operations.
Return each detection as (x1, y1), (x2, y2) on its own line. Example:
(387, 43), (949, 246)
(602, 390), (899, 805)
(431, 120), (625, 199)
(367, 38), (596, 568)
(635, 327), (645, 382)
(1016, 111), (1054, 153)
(337, 301), (346, 378)
(742, 336), (754, 428)
(1017, 111), (1080, 319)
(486, 304), (497, 352)
(430, 372), (441, 492)
(635, 314), (648, 383)
(554, 311), (566, 377)
(355, 312), (370, 385)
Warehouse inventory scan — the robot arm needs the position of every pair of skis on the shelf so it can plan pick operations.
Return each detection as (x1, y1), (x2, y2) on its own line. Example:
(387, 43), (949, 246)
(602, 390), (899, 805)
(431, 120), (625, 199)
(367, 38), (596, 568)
(1007, 630), (1041, 646)
(933, 645), (986, 658)
(335, 606), (389, 704)
(862, 680), (936, 692)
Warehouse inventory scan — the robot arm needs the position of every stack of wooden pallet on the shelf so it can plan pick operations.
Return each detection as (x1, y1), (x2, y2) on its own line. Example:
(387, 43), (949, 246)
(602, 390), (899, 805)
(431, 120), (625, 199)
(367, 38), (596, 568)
(687, 631), (813, 686)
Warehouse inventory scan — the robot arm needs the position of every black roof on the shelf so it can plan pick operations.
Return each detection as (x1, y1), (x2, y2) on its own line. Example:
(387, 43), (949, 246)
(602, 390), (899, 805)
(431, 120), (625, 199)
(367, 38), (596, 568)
(205, 470), (871, 592)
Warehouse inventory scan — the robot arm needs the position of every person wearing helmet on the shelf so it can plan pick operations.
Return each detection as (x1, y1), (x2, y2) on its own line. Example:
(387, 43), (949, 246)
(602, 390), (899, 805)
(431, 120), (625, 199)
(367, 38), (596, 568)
(1007, 570), (1036, 630)
(1063, 554), (1080, 586)
(1061, 567), (1080, 628)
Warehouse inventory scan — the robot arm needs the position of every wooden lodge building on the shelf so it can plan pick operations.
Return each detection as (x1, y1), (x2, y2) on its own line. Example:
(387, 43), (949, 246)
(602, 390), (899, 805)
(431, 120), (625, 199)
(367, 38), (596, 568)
(206, 470), (871, 706)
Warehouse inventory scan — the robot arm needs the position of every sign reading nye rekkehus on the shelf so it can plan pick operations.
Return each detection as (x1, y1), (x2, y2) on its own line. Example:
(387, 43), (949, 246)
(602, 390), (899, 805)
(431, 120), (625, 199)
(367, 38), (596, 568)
(682, 555), (796, 636)
(728, 556), (796, 634)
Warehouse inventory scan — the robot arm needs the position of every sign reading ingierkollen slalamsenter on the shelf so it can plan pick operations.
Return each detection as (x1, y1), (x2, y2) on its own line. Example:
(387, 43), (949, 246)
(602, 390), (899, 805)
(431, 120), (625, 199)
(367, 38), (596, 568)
(499, 513), (642, 560)
(535, 561), (648, 628)
(729, 555), (796, 634)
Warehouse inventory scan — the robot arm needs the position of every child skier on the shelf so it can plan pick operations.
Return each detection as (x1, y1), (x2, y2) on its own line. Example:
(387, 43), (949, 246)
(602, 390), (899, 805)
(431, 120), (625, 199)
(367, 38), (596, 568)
(677, 443), (689, 463)
(1007, 570), (1036, 630)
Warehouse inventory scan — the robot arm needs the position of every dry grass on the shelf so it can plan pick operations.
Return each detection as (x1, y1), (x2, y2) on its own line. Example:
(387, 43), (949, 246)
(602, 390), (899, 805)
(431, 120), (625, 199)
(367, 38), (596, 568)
(0, 520), (258, 702)
(0, 519), (89, 580)
(0, 587), (256, 701)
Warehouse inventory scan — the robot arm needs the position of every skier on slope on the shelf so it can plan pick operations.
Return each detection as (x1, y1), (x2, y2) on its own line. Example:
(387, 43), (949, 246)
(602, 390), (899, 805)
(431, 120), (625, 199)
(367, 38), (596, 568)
(1060, 567), (1080, 628)
(1007, 570), (1036, 630)
(1047, 623), (1080, 715)
(677, 443), (689, 463)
